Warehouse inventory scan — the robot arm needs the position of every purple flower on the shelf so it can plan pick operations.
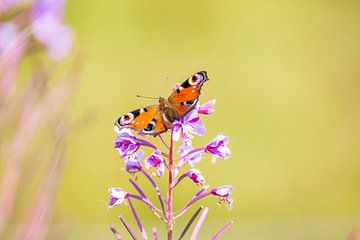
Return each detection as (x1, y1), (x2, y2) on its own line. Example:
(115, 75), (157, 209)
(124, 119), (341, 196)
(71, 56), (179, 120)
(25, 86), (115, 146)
(211, 185), (233, 207)
(115, 128), (140, 157)
(31, 0), (67, 19)
(178, 144), (202, 165)
(197, 99), (216, 115)
(172, 109), (205, 144)
(187, 169), (205, 185)
(144, 149), (165, 177)
(31, 0), (73, 61)
(0, 0), (21, 12)
(205, 134), (231, 163)
(32, 14), (73, 61)
(124, 150), (143, 174)
(211, 185), (233, 197)
(108, 188), (129, 208)
(0, 22), (18, 57)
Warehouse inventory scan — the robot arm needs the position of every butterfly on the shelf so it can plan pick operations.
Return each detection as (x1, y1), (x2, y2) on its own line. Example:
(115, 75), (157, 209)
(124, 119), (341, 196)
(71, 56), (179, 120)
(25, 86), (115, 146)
(115, 71), (209, 136)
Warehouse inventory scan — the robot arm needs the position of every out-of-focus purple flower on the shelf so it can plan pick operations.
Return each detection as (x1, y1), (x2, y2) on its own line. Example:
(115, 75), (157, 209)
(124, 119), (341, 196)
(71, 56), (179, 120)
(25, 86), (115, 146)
(0, 0), (20, 13)
(31, 14), (73, 61)
(144, 149), (165, 177)
(178, 144), (202, 165)
(205, 134), (230, 163)
(31, 0), (67, 19)
(211, 185), (233, 207)
(0, 22), (18, 57)
(31, 0), (73, 61)
(187, 169), (205, 185)
(115, 128), (140, 157)
(124, 150), (143, 174)
(108, 188), (129, 208)
(172, 109), (205, 144)
(197, 99), (216, 115)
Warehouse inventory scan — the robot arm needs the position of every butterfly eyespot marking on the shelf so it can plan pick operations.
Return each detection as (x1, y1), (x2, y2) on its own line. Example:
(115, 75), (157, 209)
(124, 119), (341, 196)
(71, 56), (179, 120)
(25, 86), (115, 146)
(188, 73), (205, 85)
(142, 120), (156, 133)
(119, 113), (134, 126)
(181, 99), (197, 106)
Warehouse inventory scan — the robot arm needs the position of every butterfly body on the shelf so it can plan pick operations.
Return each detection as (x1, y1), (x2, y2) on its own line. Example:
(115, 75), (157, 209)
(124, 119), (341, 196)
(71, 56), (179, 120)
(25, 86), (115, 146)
(115, 71), (209, 136)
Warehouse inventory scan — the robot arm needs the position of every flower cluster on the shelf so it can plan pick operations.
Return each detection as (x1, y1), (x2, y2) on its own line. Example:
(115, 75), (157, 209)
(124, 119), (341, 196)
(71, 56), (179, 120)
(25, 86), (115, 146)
(108, 99), (234, 239)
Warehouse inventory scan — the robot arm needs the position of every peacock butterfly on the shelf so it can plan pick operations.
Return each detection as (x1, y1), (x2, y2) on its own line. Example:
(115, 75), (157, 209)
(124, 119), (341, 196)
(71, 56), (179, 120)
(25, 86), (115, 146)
(115, 71), (209, 136)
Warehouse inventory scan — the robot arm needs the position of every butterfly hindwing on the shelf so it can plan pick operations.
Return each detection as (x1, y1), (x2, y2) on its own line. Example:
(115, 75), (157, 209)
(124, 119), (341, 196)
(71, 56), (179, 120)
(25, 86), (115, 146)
(168, 71), (209, 117)
(115, 106), (167, 136)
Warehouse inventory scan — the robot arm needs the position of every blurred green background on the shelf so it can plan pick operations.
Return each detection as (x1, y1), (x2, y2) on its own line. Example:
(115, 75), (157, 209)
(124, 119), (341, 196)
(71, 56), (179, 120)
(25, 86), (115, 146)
(58, 0), (360, 239)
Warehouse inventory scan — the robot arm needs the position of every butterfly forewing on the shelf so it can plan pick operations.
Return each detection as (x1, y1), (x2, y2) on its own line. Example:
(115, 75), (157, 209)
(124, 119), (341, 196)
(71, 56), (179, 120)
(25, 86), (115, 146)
(115, 105), (167, 136)
(168, 71), (209, 117)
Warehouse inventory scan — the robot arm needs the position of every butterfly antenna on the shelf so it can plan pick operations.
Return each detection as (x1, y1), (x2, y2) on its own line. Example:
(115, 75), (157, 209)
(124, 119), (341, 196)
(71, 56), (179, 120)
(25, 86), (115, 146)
(136, 94), (159, 100)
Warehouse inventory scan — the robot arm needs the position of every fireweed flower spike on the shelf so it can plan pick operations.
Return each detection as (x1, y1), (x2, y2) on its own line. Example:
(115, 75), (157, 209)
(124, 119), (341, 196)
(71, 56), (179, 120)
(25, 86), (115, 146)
(109, 92), (235, 239)
(108, 188), (129, 208)
(144, 149), (165, 177)
(205, 134), (231, 163)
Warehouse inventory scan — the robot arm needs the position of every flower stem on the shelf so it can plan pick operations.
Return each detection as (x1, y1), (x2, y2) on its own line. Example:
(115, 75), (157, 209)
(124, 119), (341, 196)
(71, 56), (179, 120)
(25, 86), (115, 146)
(152, 227), (158, 240)
(118, 215), (139, 240)
(174, 192), (211, 219)
(158, 134), (170, 150)
(210, 220), (234, 240)
(167, 129), (174, 240)
(108, 226), (123, 240)
(127, 198), (148, 240)
(140, 169), (167, 217)
(189, 207), (209, 240)
(178, 206), (204, 240)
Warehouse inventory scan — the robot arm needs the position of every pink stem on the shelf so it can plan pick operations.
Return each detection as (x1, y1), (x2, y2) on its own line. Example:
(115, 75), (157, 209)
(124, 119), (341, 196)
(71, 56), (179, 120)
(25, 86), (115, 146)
(152, 227), (158, 240)
(210, 220), (234, 240)
(137, 138), (169, 158)
(189, 207), (209, 240)
(158, 134), (170, 150)
(178, 206), (204, 240)
(119, 215), (139, 240)
(174, 147), (206, 161)
(174, 192), (211, 219)
(172, 172), (188, 189)
(128, 194), (161, 212)
(167, 129), (174, 240)
(129, 179), (166, 222)
(140, 169), (167, 217)
(127, 198), (148, 240)
(108, 226), (123, 240)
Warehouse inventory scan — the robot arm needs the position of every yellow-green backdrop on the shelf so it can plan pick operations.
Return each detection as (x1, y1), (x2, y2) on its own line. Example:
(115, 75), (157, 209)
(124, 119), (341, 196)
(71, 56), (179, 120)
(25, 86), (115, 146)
(58, 1), (360, 239)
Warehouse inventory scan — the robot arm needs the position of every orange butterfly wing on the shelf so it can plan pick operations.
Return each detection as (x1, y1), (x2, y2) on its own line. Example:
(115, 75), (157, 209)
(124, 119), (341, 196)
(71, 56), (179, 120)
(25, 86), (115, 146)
(115, 106), (167, 136)
(168, 71), (209, 117)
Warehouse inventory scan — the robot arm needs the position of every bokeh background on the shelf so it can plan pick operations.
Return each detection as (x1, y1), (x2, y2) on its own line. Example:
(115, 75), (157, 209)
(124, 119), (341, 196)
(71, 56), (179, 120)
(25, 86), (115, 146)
(2, 0), (360, 239)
